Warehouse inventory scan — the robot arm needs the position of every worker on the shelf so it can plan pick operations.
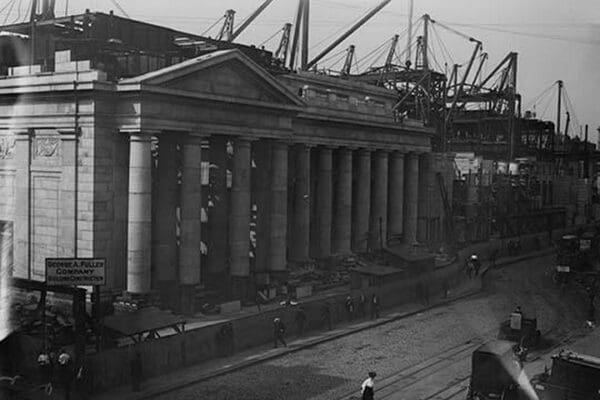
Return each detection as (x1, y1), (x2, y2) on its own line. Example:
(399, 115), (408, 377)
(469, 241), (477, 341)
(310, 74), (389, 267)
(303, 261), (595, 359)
(470, 254), (481, 276)
(273, 318), (287, 348)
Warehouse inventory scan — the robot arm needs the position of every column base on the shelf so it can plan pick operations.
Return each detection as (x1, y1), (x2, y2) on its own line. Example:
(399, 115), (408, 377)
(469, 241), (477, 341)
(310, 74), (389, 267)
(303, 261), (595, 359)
(230, 276), (251, 301)
(179, 284), (197, 316)
(157, 280), (179, 311)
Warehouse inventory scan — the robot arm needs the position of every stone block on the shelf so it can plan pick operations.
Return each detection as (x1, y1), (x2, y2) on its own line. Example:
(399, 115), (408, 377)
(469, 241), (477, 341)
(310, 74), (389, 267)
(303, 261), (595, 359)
(55, 50), (72, 64)
(220, 300), (241, 314)
(9, 65), (41, 76)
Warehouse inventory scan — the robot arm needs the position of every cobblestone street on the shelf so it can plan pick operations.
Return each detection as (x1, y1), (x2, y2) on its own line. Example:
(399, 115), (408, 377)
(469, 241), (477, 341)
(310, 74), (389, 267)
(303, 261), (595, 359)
(154, 254), (589, 400)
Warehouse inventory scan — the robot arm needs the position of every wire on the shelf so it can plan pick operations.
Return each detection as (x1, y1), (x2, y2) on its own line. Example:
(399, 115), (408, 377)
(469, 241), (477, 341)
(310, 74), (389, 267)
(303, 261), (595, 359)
(523, 82), (556, 111)
(201, 15), (225, 36)
(441, 21), (600, 47)
(309, 11), (364, 52)
(10, 0), (21, 24)
(258, 26), (283, 47)
(109, 0), (129, 18)
(2, 0), (16, 25)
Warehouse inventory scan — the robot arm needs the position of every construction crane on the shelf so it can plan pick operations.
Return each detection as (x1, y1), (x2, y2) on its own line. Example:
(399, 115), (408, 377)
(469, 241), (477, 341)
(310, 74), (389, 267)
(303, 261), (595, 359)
(230, 0), (276, 42)
(30, 0), (56, 22)
(289, 0), (309, 70)
(217, 9), (235, 41)
(305, 0), (391, 71)
(275, 23), (292, 64)
(341, 45), (355, 76)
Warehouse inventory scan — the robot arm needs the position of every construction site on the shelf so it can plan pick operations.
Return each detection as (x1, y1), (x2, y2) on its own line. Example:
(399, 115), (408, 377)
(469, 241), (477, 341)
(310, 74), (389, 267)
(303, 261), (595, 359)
(0, 0), (599, 398)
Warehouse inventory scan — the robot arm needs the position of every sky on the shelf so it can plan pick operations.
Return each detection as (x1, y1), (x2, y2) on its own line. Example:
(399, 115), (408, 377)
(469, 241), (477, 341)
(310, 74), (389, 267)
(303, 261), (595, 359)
(2, 0), (600, 142)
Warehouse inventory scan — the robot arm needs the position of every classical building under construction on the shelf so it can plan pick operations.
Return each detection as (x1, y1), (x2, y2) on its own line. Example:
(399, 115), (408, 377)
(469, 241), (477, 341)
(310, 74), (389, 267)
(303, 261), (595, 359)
(0, 11), (449, 311)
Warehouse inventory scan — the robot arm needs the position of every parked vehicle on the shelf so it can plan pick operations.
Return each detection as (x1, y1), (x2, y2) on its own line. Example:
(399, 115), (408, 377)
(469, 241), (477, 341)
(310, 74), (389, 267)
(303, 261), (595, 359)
(467, 340), (527, 400)
(498, 310), (541, 348)
(531, 349), (600, 400)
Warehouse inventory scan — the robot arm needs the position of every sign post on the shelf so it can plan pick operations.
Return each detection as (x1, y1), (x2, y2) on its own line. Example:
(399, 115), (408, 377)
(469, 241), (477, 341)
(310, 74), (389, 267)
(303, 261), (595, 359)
(45, 258), (106, 359)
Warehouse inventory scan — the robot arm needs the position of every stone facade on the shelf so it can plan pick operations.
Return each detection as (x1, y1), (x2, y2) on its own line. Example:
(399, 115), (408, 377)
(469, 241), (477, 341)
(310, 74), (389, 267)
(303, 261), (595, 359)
(0, 49), (437, 306)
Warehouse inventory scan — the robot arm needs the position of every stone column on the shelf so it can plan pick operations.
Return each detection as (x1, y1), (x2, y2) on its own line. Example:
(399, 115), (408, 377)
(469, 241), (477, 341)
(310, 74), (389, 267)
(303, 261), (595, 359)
(13, 130), (31, 279)
(404, 152), (420, 246)
(229, 137), (252, 298)
(179, 135), (203, 314)
(332, 148), (352, 255)
(314, 147), (332, 258)
(268, 141), (288, 273)
(352, 149), (371, 253)
(126, 133), (153, 294)
(253, 140), (271, 276)
(388, 152), (405, 241)
(207, 136), (228, 276)
(289, 144), (310, 262)
(57, 129), (79, 258)
(153, 135), (178, 305)
(369, 150), (389, 250)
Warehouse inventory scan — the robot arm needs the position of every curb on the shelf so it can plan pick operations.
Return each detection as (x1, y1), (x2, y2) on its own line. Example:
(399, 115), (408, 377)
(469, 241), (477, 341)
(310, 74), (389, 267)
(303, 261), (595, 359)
(132, 286), (482, 400)
(105, 249), (554, 400)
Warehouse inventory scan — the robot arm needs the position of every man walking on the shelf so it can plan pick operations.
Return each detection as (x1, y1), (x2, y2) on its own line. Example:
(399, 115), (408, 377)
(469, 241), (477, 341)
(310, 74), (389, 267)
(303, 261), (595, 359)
(371, 294), (380, 319)
(361, 371), (377, 400)
(273, 318), (287, 348)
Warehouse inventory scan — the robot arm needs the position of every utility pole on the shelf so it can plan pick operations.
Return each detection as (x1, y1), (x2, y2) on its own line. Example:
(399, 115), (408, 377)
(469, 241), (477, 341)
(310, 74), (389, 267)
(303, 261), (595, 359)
(301, 0), (310, 70)
(405, 0), (414, 64)
(289, 0), (305, 70)
(422, 14), (430, 71)
(554, 80), (563, 151)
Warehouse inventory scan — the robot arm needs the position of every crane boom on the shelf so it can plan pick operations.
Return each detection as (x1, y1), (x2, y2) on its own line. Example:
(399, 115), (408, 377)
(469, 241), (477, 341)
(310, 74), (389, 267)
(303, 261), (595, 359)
(230, 0), (276, 41)
(341, 45), (355, 76)
(217, 10), (236, 41)
(306, 0), (392, 70)
(275, 23), (293, 64)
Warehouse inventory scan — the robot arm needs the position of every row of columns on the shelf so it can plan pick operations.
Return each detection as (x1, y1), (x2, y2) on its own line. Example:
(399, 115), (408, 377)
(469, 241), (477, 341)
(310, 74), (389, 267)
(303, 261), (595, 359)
(124, 133), (423, 302)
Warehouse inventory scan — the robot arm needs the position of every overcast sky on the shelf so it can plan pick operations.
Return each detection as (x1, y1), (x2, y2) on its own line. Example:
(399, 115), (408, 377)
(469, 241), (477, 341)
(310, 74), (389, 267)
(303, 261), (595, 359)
(2, 0), (599, 141)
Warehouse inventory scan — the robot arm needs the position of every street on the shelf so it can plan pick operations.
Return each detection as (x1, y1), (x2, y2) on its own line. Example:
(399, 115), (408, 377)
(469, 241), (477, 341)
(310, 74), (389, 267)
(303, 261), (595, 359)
(152, 254), (591, 400)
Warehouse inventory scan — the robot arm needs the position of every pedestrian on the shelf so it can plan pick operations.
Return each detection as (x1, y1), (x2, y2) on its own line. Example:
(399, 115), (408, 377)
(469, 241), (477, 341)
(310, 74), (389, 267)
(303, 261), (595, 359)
(345, 296), (355, 321)
(295, 306), (307, 336)
(361, 371), (377, 400)
(130, 350), (143, 392)
(57, 348), (73, 400)
(470, 254), (481, 276)
(37, 348), (53, 386)
(371, 294), (380, 319)
(321, 302), (332, 330)
(74, 356), (92, 400)
(273, 317), (287, 348)
(357, 292), (366, 318)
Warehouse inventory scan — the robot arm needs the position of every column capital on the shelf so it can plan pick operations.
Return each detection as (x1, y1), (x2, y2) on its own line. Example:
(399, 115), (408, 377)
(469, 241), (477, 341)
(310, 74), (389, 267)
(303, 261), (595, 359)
(13, 129), (32, 140)
(355, 148), (372, 156)
(119, 128), (161, 137)
(57, 128), (81, 141)
(390, 151), (405, 159)
(182, 133), (206, 145)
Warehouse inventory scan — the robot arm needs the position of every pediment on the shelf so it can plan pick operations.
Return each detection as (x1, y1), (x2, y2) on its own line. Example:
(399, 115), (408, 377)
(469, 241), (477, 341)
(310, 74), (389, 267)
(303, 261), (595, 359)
(120, 50), (303, 107)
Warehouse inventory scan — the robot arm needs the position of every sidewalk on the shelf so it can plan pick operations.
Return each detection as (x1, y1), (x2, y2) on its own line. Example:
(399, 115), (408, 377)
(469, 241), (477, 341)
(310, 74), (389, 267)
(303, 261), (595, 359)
(94, 247), (554, 400)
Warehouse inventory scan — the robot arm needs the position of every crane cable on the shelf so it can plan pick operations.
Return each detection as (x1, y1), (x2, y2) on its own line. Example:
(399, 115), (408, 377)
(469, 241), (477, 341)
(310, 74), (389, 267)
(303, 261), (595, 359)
(258, 26), (284, 47)
(1, 0), (16, 25)
(109, 0), (129, 18)
(201, 14), (225, 36)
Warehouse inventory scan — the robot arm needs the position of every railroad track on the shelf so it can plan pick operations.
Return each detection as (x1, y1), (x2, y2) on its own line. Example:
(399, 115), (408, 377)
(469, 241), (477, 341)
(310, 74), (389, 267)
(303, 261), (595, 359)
(336, 325), (582, 400)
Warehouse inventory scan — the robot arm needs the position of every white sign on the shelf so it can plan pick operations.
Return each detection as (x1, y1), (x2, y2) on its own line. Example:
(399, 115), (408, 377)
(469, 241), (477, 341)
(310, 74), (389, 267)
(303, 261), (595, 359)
(45, 258), (106, 286)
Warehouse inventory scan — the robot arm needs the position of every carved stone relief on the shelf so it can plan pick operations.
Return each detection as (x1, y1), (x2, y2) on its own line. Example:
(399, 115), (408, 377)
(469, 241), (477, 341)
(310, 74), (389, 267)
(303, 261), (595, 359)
(0, 136), (16, 159)
(35, 137), (59, 157)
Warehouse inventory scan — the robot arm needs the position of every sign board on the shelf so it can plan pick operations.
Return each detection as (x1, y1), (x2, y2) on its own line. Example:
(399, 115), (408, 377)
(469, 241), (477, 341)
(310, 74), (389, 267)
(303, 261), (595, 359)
(45, 258), (106, 286)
